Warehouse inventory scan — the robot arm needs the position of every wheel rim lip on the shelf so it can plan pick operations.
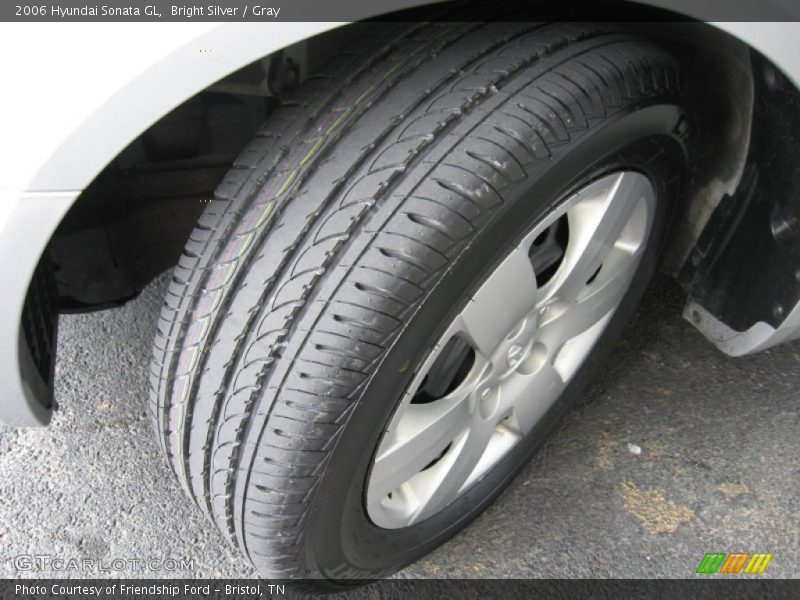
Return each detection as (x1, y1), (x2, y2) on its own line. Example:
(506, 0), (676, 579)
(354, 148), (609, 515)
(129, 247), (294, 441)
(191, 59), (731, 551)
(365, 170), (656, 530)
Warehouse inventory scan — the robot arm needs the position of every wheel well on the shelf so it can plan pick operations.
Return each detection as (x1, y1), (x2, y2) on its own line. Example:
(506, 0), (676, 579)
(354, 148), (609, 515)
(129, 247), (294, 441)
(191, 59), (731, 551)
(47, 24), (362, 310)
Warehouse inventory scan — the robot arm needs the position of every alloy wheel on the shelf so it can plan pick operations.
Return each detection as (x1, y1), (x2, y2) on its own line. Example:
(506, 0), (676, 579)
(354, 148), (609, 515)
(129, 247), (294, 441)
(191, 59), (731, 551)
(366, 171), (656, 529)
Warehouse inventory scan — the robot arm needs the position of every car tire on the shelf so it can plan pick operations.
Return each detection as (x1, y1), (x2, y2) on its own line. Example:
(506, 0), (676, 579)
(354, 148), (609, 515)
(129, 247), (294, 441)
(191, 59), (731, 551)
(150, 21), (692, 587)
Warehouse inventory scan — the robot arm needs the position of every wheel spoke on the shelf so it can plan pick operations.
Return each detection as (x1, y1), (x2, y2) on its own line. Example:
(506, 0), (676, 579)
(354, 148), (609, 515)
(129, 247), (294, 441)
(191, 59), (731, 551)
(411, 424), (494, 522)
(369, 394), (470, 502)
(459, 244), (538, 358)
(543, 172), (650, 305)
(538, 249), (640, 351)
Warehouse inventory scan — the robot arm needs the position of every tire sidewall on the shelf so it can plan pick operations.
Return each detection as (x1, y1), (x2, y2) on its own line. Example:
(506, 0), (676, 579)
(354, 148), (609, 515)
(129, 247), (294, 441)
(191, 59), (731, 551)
(308, 102), (690, 583)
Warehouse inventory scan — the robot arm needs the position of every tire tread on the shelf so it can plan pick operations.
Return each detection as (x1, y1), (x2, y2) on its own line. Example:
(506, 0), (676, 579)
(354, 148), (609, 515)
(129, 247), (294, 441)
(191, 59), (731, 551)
(150, 21), (688, 580)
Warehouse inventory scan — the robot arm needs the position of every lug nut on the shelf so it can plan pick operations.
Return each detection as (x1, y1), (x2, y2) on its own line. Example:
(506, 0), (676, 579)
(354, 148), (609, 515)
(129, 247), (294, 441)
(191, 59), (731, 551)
(507, 344), (525, 368)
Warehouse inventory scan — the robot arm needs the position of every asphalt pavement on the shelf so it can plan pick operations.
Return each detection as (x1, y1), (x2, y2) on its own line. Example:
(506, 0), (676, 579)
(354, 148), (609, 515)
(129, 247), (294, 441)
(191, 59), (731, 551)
(1, 273), (798, 581)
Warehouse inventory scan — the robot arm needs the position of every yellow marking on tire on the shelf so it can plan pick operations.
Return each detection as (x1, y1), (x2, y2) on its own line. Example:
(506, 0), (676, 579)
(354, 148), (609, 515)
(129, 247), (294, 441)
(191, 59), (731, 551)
(198, 316), (210, 341)
(210, 289), (223, 312)
(254, 201), (275, 228)
(187, 346), (200, 372)
(272, 44), (429, 196)
(236, 232), (255, 258)
(222, 263), (237, 286)
(275, 170), (298, 197)
(300, 138), (326, 166)
(354, 82), (380, 106)
(324, 109), (352, 136)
